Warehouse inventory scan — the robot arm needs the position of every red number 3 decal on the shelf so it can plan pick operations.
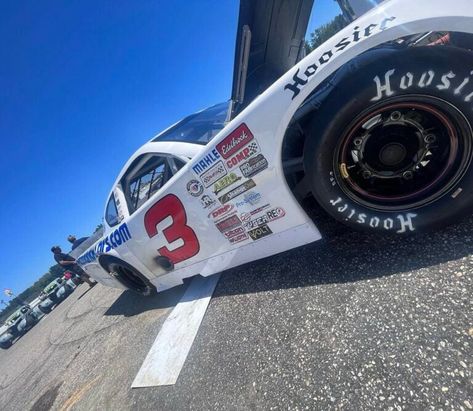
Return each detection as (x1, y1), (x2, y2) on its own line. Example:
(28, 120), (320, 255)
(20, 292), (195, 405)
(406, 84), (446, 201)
(144, 194), (200, 264)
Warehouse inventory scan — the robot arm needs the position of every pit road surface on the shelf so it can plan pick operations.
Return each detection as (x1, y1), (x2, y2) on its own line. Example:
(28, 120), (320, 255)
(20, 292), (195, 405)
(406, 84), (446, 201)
(0, 211), (472, 410)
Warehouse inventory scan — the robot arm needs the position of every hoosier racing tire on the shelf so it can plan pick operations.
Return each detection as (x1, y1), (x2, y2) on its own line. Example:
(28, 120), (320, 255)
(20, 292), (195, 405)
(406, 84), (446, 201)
(304, 46), (473, 234)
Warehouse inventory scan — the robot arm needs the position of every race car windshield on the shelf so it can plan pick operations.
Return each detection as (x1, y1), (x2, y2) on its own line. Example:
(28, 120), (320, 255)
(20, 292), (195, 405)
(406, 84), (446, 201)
(152, 102), (229, 145)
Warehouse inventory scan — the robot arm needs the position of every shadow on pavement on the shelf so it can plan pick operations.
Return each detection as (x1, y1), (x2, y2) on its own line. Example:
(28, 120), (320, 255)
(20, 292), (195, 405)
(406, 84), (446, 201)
(103, 284), (186, 317)
(212, 205), (473, 298)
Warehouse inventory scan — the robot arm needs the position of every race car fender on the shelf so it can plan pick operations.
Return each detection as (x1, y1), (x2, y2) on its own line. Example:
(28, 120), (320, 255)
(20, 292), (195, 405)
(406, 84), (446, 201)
(80, 0), (473, 292)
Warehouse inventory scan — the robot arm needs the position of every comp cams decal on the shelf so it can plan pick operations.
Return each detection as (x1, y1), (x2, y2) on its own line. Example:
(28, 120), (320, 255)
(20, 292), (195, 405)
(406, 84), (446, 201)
(226, 140), (261, 169)
(216, 123), (254, 159)
(329, 197), (417, 233)
(218, 179), (256, 204)
(284, 16), (396, 99)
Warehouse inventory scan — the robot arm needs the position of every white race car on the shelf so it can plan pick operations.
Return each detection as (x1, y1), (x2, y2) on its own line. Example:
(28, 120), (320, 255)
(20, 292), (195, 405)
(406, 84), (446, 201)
(78, 0), (473, 295)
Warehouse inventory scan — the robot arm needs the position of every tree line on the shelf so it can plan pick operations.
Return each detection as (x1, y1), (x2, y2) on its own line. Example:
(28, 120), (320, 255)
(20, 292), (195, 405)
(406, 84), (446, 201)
(0, 264), (65, 323)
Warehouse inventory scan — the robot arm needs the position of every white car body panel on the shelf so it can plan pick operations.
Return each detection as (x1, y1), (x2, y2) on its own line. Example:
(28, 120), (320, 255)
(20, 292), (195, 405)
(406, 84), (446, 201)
(78, 0), (473, 292)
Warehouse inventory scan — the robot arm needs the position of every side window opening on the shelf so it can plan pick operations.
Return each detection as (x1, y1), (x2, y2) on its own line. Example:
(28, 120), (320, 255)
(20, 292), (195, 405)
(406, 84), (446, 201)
(105, 194), (120, 227)
(129, 160), (168, 211)
(121, 154), (184, 215)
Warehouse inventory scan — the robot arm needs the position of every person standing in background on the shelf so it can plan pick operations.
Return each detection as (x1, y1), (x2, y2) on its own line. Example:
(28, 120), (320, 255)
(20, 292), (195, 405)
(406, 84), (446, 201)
(50, 246), (96, 288)
(67, 235), (89, 251)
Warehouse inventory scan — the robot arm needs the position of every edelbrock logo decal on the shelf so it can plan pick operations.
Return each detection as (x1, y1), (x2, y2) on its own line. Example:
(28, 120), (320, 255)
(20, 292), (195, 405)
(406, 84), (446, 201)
(213, 173), (241, 195)
(200, 160), (227, 188)
(284, 16), (396, 99)
(216, 123), (254, 159)
(218, 179), (256, 204)
(240, 154), (268, 178)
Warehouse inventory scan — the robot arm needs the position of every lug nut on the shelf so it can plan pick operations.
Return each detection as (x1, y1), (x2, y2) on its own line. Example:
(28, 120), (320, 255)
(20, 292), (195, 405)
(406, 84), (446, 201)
(390, 111), (402, 121)
(403, 171), (414, 180)
(362, 170), (372, 179)
(424, 134), (436, 144)
(354, 138), (363, 146)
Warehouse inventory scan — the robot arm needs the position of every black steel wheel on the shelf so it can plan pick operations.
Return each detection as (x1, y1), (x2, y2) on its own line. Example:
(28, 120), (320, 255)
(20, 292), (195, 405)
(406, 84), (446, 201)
(105, 259), (157, 297)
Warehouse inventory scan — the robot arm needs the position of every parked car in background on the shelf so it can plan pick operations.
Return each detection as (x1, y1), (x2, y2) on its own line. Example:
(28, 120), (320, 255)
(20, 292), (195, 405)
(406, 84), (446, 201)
(0, 305), (42, 349)
(38, 278), (74, 314)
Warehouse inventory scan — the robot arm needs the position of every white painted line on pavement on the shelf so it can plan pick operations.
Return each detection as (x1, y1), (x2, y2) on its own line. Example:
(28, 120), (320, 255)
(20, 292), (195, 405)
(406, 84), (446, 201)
(131, 274), (221, 388)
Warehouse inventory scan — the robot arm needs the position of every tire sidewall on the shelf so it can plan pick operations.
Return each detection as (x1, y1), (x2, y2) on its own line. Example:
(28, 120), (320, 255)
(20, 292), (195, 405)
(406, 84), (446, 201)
(306, 46), (473, 234)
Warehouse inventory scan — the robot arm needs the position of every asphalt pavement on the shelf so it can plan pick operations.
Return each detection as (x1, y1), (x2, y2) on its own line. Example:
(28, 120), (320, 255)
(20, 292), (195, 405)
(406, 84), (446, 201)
(0, 209), (472, 410)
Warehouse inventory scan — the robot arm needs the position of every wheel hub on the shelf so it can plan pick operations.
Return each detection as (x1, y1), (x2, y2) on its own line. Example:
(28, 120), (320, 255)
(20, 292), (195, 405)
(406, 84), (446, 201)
(379, 143), (407, 166)
(335, 96), (471, 210)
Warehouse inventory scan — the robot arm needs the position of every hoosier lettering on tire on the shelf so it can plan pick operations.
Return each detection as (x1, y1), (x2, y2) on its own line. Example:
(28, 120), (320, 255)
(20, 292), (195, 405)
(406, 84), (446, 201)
(304, 46), (473, 234)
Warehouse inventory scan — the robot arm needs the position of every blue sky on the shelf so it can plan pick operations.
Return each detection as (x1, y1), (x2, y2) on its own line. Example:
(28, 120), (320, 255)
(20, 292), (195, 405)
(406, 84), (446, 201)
(0, 0), (341, 295)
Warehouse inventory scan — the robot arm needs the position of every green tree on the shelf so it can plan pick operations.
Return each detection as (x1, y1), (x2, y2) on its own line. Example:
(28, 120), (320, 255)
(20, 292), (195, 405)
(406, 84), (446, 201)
(94, 223), (104, 233)
(305, 14), (348, 54)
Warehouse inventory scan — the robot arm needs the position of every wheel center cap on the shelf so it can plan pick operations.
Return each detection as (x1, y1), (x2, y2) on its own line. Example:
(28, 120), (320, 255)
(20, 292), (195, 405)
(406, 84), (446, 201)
(379, 143), (407, 166)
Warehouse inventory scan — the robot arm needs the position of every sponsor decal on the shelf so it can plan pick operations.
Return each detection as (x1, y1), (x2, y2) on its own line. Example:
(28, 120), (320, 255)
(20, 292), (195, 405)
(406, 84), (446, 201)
(243, 207), (286, 229)
(248, 224), (273, 241)
(209, 204), (234, 220)
(229, 232), (248, 244)
(240, 154), (268, 178)
(240, 204), (271, 222)
(200, 194), (217, 209)
(216, 123), (254, 159)
(200, 161), (227, 187)
(93, 223), (132, 254)
(213, 173), (241, 195)
(187, 179), (204, 197)
(284, 16), (396, 99)
(223, 226), (245, 239)
(329, 197), (416, 233)
(235, 191), (261, 208)
(219, 179), (256, 204)
(77, 248), (97, 265)
(226, 140), (261, 169)
(192, 148), (221, 175)
(215, 214), (241, 233)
